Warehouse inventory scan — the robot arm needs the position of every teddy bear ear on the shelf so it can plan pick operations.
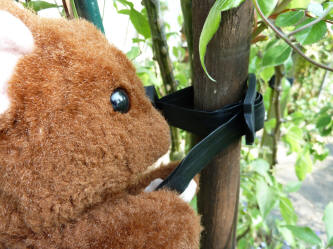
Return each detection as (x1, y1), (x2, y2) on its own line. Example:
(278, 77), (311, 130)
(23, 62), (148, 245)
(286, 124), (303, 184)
(0, 10), (34, 115)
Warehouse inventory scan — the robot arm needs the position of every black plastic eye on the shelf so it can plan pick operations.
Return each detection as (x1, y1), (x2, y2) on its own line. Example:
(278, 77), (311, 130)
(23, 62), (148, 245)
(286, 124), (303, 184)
(110, 88), (130, 113)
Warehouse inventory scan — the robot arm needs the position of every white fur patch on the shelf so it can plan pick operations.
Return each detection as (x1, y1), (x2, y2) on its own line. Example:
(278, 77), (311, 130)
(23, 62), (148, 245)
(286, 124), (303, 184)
(180, 179), (197, 203)
(0, 10), (34, 115)
(144, 178), (197, 203)
(144, 178), (163, 193)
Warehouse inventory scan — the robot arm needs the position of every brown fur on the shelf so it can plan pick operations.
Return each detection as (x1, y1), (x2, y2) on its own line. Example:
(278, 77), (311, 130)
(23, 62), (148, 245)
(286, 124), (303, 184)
(0, 1), (201, 248)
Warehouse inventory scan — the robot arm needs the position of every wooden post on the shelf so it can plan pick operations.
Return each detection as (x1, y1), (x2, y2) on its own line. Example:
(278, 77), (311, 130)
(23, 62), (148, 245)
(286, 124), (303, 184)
(193, 1), (253, 248)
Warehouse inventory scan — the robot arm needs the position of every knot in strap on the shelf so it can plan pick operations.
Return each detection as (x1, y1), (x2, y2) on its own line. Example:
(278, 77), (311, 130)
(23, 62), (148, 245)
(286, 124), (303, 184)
(145, 74), (265, 193)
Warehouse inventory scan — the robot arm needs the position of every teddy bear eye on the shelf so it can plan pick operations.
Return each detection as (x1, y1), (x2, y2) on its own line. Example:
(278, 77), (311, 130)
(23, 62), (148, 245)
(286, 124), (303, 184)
(110, 88), (130, 113)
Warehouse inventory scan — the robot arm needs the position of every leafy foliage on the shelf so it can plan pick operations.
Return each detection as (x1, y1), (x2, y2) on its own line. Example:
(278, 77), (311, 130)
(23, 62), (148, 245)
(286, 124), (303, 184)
(116, 2), (151, 39)
(275, 10), (305, 27)
(257, 0), (278, 17)
(22, 1), (59, 12)
(262, 40), (292, 67)
(285, 225), (322, 246)
(294, 18), (327, 45)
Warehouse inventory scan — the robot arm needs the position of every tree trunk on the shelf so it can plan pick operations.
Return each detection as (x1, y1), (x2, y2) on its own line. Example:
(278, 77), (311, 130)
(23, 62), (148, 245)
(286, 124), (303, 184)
(193, 1), (253, 248)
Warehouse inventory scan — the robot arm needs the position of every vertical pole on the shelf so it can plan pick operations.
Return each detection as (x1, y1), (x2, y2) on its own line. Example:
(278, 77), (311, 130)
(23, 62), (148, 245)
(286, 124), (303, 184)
(74, 0), (105, 33)
(143, 0), (181, 160)
(193, 1), (253, 248)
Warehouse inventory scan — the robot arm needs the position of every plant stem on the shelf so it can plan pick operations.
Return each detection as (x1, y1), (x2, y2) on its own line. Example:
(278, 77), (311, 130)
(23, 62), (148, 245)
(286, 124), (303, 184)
(236, 224), (251, 241)
(62, 0), (71, 18)
(143, 0), (177, 93)
(259, 85), (275, 165)
(272, 66), (283, 168)
(102, 0), (106, 21)
(180, 0), (193, 73)
(317, 69), (329, 99)
(253, 0), (333, 72)
(252, 22), (267, 41)
(143, 0), (181, 159)
(287, 6), (333, 37)
(180, 0), (195, 156)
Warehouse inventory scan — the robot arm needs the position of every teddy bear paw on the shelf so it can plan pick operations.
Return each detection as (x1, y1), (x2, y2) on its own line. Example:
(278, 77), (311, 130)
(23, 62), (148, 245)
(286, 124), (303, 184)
(144, 178), (197, 203)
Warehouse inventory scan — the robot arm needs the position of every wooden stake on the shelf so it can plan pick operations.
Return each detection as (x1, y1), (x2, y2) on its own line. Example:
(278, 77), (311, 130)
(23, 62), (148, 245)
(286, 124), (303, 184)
(192, 1), (253, 248)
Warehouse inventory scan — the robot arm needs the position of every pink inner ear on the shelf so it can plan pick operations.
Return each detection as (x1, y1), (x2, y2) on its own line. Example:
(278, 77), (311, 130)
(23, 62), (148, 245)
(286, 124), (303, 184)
(0, 10), (34, 55)
(2, 41), (28, 55)
(0, 51), (19, 115)
(0, 11), (34, 115)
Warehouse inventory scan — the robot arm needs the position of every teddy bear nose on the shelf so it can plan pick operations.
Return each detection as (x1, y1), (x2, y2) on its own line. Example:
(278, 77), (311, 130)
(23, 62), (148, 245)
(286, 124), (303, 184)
(110, 88), (130, 113)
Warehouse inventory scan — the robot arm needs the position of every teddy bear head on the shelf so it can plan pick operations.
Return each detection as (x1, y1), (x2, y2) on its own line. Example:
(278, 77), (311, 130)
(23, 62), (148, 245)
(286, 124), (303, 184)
(0, 0), (170, 234)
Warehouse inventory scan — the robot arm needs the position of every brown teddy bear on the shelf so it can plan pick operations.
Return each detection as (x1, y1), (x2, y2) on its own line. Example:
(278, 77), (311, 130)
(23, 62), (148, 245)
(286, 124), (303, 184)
(0, 1), (201, 248)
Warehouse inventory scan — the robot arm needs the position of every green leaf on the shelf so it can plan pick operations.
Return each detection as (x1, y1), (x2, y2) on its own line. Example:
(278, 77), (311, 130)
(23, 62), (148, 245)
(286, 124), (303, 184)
(290, 111), (305, 125)
(329, 238), (333, 247)
(282, 126), (303, 153)
(323, 2), (333, 19)
(132, 38), (145, 43)
(257, 0), (279, 17)
(278, 224), (296, 247)
(284, 181), (302, 193)
(280, 197), (298, 224)
(118, 7), (151, 39)
(69, 0), (78, 18)
(250, 159), (272, 184)
(262, 41), (292, 67)
(190, 196), (198, 211)
(24, 1), (59, 12)
(294, 19), (327, 45)
(319, 125), (332, 137)
(256, 178), (276, 218)
(264, 118), (276, 133)
(129, 9), (151, 39)
(287, 0), (310, 9)
(126, 47), (141, 60)
(115, 0), (134, 8)
(118, 9), (131, 15)
(237, 238), (248, 249)
(250, 159), (269, 174)
(323, 202), (333, 246)
(275, 10), (305, 27)
(249, 46), (260, 73)
(199, 0), (245, 82)
(260, 66), (274, 82)
(295, 149), (312, 181)
(316, 114), (331, 129)
(284, 225), (321, 245)
(280, 77), (292, 115)
(214, 0), (246, 11)
(284, 55), (294, 75)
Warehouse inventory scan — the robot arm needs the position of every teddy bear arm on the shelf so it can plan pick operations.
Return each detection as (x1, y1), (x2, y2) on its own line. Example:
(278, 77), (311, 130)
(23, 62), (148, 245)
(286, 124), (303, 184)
(128, 161), (180, 194)
(128, 161), (200, 196)
(26, 190), (201, 249)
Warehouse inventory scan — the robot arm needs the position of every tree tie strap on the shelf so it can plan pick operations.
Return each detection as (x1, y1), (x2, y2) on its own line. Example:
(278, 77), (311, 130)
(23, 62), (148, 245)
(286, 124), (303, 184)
(145, 74), (265, 194)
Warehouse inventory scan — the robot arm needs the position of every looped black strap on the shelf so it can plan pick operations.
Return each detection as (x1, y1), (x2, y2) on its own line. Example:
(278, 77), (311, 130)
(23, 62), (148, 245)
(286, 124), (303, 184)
(145, 74), (265, 193)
